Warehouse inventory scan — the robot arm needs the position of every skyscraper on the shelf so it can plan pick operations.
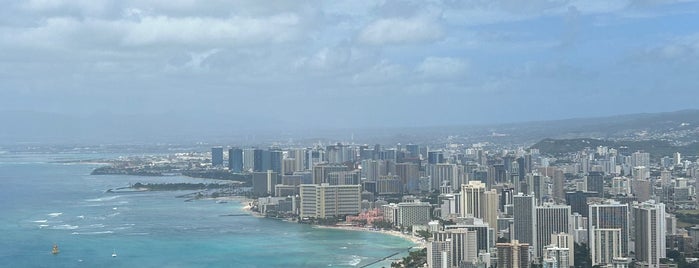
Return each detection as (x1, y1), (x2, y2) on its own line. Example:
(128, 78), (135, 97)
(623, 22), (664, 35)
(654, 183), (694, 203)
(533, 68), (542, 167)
(497, 240), (530, 268)
(590, 228), (622, 266)
(588, 201), (629, 255)
(299, 183), (361, 219)
(428, 163), (458, 191)
(633, 200), (666, 267)
(535, 204), (570, 259)
(586, 171), (605, 198)
(211, 147), (224, 167)
(460, 181), (498, 229)
(269, 149), (283, 174)
(253, 149), (264, 172)
(252, 170), (278, 196)
(228, 148), (243, 172)
(514, 193), (536, 251)
(433, 229), (478, 266)
(427, 240), (452, 268)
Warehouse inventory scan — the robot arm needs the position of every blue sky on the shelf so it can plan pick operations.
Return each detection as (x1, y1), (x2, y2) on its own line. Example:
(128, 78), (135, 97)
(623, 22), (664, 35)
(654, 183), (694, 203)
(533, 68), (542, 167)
(1, 0), (698, 129)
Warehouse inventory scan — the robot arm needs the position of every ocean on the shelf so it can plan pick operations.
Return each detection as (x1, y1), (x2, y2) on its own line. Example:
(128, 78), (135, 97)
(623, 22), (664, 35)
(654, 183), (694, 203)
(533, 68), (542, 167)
(0, 151), (413, 267)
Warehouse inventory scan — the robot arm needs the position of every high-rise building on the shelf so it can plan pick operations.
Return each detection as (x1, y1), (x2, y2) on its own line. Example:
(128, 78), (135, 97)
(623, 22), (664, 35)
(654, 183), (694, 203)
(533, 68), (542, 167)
(428, 151), (445, 164)
(586, 171), (605, 198)
(630, 151), (650, 167)
(543, 244), (571, 268)
(299, 183), (361, 219)
(243, 148), (255, 172)
(269, 150), (283, 174)
(427, 240), (452, 268)
(445, 218), (495, 254)
(513, 193), (536, 250)
(313, 164), (350, 184)
(633, 200), (666, 267)
(535, 204), (570, 259)
(253, 149), (264, 172)
(376, 175), (402, 195)
(362, 160), (387, 182)
(674, 152), (682, 166)
(228, 148), (243, 172)
(326, 171), (360, 186)
(460, 181), (498, 229)
(211, 147), (224, 167)
(565, 191), (598, 217)
(549, 232), (575, 268)
(590, 228), (622, 266)
(497, 240), (530, 268)
(396, 201), (432, 227)
(395, 163), (420, 193)
(252, 171), (278, 196)
(428, 163), (458, 191)
(433, 229), (478, 266)
(406, 144), (419, 158)
(588, 201), (629, 255)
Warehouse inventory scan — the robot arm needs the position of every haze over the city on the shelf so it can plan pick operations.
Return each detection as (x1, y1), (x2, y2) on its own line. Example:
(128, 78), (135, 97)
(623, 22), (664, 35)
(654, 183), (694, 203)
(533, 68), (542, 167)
(2, 0), (699, 142)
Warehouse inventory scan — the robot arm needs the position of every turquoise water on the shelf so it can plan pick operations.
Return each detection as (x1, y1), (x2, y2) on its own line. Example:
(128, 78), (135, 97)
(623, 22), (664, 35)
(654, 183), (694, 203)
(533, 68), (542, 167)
(0, 152), (413, 267)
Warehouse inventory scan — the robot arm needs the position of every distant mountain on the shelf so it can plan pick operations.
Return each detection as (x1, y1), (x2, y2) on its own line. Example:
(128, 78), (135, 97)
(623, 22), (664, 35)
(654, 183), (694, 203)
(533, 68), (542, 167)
(475, 109), (699, 144)
(1, 109), (698, 146)
(530, 138), (699, 159)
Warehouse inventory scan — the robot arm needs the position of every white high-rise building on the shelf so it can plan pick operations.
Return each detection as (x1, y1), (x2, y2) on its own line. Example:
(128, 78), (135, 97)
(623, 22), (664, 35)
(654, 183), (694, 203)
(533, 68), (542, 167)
(549, 232), (574, 267)
(433, 229), (478, 266)
(428, 163), (458, 191)
(391, 201), (432, 227)
(535, 204), (570, 259)
(543, 244), (570, 268)
(428, 240), (452, 268)
(460, 181), (498, 229)
(588, 201), (629, 255)
(299, 183), (361, 219)
(590, 228), (622, 266)
(633, 200), (666, 268)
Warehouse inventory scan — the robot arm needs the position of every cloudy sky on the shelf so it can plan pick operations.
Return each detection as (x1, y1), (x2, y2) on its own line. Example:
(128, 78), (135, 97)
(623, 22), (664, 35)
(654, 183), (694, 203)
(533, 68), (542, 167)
(2, 0), (699, 130)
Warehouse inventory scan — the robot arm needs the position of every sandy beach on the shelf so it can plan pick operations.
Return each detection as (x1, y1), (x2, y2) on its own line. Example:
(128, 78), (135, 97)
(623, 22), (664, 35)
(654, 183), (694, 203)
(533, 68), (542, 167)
(312, 225), (427, 247)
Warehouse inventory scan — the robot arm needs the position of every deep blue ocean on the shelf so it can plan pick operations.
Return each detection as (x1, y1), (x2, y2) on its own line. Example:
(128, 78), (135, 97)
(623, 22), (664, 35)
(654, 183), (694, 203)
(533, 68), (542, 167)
(0, 151), (413, 267)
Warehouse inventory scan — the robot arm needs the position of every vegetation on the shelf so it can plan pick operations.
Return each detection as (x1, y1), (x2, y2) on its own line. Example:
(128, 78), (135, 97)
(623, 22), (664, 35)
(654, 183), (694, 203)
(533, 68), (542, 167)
(675, 210), (699, 227)
(667, 249), (699, 268)
(574, 243), (592, 268)
(415, 230), (431, 241)
(530, 138), (699, 160)
(391, 248), (426, 268)
(372, 220), (395, 230)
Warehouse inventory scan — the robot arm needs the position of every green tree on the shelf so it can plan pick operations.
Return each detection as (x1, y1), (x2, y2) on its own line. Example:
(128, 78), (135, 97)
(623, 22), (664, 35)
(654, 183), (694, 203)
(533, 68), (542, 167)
(574, 243), (592, 267)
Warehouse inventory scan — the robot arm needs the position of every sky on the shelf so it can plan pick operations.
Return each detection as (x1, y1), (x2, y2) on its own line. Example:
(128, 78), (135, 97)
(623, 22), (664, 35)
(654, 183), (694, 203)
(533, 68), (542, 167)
(1, 0), (699, 132)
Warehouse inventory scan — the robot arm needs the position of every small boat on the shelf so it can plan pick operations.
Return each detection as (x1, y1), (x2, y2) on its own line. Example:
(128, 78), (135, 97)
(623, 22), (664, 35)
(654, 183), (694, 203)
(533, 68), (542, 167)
(51, 244), (60, 255)
(112, 249), (117, 258)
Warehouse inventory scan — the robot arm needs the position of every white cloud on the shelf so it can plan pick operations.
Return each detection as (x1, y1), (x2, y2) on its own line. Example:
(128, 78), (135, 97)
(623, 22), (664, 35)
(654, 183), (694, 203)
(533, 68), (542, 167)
(358, 16), (444, 45)
(1, 13), (306, 49)
(416, 57), (468, 79)
(121, 14), (303, 46)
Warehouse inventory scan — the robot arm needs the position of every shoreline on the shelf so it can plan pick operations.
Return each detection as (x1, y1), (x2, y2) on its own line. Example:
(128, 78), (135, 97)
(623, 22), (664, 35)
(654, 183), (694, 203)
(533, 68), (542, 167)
(312, 225), (426, 248)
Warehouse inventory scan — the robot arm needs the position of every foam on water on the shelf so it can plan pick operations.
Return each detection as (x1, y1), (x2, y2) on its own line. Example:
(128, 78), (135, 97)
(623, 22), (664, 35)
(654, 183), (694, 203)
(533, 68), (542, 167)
(47, 212), (62, 217)
(52, 224), (79, 230)
(71, 231), (114, 235)
(85, 196), (121, 202)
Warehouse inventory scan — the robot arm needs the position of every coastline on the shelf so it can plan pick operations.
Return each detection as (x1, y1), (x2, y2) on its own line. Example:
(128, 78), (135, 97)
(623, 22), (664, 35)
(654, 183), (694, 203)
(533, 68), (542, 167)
(238, 200), (424, 246)
(236, 199), (426, 267)
(311, 225), (426, 247)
